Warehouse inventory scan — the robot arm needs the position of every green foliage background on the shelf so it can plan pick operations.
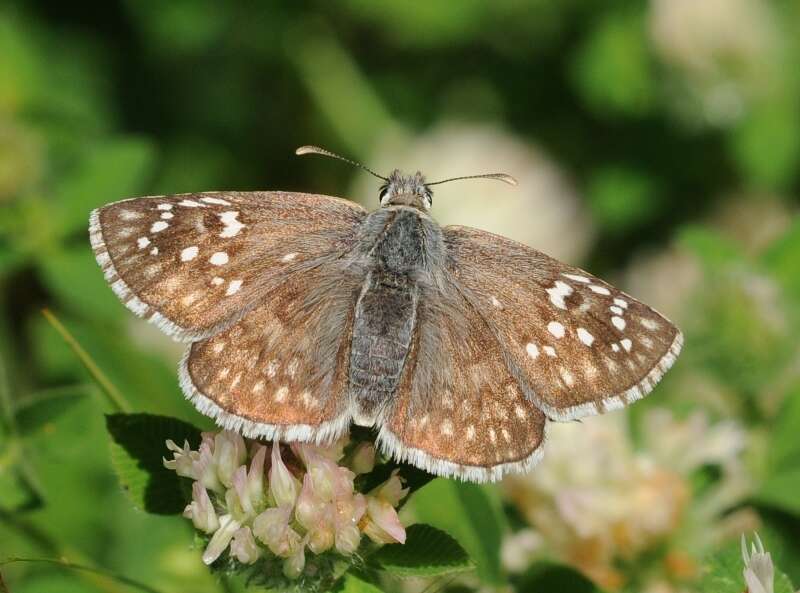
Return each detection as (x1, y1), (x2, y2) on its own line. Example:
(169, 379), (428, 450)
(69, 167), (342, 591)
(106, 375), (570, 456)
(1, 1), (799, 592)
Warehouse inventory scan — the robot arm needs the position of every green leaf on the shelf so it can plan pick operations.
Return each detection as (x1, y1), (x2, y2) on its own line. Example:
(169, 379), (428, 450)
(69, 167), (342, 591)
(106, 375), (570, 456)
(411, 480), (506, 584)
(38, 247), (130, 322)
(678, 226), (745, 271)
(513, 562), (605, 593)
(701, 537), (795, 593)
(730, 97), (800, 190)
(105, 413), (202, 514)
(762, 219), (800, 302)
(53, 137), (155, 237)
(14, 387), (87, 434)
(370, 524), (473, 577)
(757, 387), (800, 514)
(586, 166), (661, 233)
(333, 572), (384, 593)
(570, 8), (655, 117)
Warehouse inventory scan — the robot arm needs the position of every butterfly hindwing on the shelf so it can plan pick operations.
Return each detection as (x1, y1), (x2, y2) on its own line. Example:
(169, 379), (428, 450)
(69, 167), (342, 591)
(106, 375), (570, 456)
(379, 282), (547, 482)
(444, 225), (682, 421)
(181, 260), (365, 441)
(90, 191), (366, 341)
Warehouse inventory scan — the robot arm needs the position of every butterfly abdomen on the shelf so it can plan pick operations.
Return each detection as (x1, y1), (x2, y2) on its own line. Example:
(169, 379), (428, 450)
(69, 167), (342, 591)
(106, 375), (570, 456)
(348, 207), (437, 425)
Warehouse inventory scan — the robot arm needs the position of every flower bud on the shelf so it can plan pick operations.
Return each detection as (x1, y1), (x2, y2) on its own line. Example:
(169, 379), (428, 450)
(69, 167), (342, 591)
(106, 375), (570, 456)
(349, 442), (376, 474)
(335, 524), (362, 555)
(372, 470), (409, 507)
(164, 439), (221, 492)
(307, 526), (335, 554)
(202, 514), (241, 565)
(361, 497), (406, 545)
(213, 431), (247, 488)
(247, 444), (267, 510)
(283, 541), (306, 579)
(252, 506), (300, 557)
(183, 481), (219, 534)
(230, 527), (261, 565)
(270, 442), (299, 508)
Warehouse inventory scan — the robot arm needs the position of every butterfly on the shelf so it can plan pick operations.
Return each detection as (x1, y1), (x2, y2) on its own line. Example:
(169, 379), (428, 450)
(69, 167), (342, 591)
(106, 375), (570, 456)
(90, 145), (682, 482)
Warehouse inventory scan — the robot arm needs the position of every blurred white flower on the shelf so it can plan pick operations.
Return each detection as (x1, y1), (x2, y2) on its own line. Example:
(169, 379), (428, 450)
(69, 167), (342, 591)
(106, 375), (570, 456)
(504, 409), (750, 591)
(163, 432), (408, 580)
(353, 123), (594, 265)
(648, 0), (780, 125)
(741, 533), (774, 593)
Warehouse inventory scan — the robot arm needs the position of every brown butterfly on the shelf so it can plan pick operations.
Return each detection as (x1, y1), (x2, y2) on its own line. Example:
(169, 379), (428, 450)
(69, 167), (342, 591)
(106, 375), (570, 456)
(89, 145), (682, 482)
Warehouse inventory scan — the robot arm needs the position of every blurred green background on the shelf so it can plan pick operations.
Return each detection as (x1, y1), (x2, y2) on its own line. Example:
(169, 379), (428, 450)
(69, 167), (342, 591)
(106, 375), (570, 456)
(1, 1), (800, 592)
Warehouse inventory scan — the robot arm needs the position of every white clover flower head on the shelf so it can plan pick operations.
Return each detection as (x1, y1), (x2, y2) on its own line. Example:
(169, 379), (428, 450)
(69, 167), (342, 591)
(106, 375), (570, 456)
(164, 431), (409, 581)
(741, 533), (774, 593)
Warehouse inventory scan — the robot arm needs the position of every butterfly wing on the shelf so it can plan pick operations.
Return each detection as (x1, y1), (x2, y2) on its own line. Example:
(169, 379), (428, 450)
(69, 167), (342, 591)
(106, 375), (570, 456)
(181, 258), (364, 441)
(90, 192), (366, 341)
(378, 284), (547, 482)
(443, 225), (682, 421)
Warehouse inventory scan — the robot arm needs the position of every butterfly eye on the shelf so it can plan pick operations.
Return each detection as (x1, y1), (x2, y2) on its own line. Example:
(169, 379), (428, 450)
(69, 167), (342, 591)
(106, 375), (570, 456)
(378, 185), (389, 201)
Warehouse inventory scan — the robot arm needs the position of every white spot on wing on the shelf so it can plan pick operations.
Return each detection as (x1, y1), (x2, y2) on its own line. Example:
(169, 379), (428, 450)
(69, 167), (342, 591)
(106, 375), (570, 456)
(440, 419), (453, 436)
(490, 295), (502, 308)
(577, 327), (595, 346)
(563, 273), (590, 283)
(641, 317), (660, 330)
(149, 247), (159, 255)
(219, 211), (245, 238)
(548, 321), (565, 338)
(212, 277), (224, 286)
(612, 316), (626, 331)
(209, 251), (229, 266)
(226, 279), (243, 296)
(157, 203), (173, 211)
(546, 280), (573, 310)
(614, 298), (628, 309)
(466, 425), (475, 440)
(612, 343), (620, 352)
(610, 305), (624, 315)
(544, 345), (557, 357)
(151, 221), (169, 233)
(181, 246), (199, 261)
(589, 284), (611, 295)
(281, 252), (298, 262)
(179, 199), (204, 208)
(202, 196), (232, 206)
(160, 212), (174, 220)
(621, 338), (633, 352)
(275, 386), (288, 402)
(137, 237), (150, 249)
(118, 209), (142, 220)
(561, 369), (575, 387)
(526, 343), (539, 359)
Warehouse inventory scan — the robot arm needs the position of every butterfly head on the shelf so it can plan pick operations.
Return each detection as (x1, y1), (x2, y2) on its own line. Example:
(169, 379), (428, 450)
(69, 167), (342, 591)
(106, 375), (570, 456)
(295, 145), (518, 211)
(379, 170), (433, 211)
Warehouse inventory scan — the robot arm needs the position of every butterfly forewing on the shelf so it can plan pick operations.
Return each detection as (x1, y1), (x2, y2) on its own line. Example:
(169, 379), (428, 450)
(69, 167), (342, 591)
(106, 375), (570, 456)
(444, 226), (682, 421)
(90, 191), (366, 341)
(379, 285), (546, 482)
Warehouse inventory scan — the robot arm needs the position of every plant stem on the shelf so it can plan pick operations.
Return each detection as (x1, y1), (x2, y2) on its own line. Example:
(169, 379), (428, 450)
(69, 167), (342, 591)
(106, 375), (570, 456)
(0, 557), (166, 593)
(40, 309), (131, 413)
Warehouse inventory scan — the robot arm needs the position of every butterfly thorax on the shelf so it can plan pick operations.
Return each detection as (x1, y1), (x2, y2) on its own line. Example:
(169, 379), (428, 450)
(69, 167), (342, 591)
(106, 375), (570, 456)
(379, 170), (432, 211)
(349, 206), (441, 425)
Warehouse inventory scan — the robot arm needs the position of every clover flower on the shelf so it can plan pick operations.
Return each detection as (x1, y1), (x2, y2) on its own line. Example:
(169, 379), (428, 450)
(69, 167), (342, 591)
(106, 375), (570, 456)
(741, 533), (774, 593)
(504, 409), (751, 591)
(163, 431), (407, 580)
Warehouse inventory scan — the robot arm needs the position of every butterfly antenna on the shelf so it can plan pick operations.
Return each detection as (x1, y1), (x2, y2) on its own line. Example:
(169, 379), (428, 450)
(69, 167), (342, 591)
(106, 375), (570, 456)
(427, 172), (518, 187)
(295, 145), (388, 181)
